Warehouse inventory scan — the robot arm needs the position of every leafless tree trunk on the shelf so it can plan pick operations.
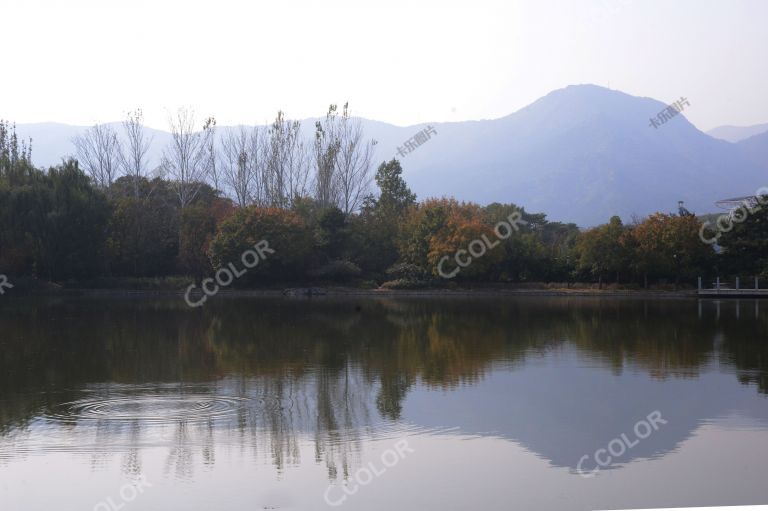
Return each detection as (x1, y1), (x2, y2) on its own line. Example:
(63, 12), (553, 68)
(219, 125), (263, 207)
(161, 108), (213, 208)
(335, 103), (374, 215)
(73, 123), (122, 189)
(264, 111), (311, 208)
(120, 109), (153, 197)
(314, 105), (341, 209)
(312, 103), (374, 213)
(285, 127), (311, 205)
(202, 116), (219, 193)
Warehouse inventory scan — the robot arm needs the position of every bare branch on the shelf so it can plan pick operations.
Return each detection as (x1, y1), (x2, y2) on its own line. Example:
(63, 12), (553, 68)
(120, 108), (153, 197)
(335, 103), (374, 215)
(219, 125), (263, 207)
(160, 107), (210, 208)
(73, 123), (122, 189)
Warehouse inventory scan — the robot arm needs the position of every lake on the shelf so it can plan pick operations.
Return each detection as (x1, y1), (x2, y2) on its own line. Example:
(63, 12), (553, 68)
(0, 295), (767, 510)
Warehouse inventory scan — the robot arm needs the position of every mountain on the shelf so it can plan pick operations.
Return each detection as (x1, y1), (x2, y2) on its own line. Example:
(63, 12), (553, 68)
(393, 85), (766, 225)
(14, 85), (768, 226)
(14, 122), (172, 170)
(708, 123), (768, 143)
(737, 130), (768, 169)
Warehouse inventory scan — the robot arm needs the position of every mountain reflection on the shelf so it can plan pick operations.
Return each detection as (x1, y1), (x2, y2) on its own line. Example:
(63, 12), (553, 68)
(0, 296), (766, 477)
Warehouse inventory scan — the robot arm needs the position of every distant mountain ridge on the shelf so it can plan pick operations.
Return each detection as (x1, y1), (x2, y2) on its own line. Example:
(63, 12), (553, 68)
(13, 85), (768, 226)
(708, 123), (768, 143)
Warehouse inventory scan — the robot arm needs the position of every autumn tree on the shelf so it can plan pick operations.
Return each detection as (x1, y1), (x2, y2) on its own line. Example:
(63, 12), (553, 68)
(177, 197), (234, 283)
(574, 216), (628, 287)
(209, 207), (312, 283)
(399, 198), (503, 279)
(622, 212), (713, 288)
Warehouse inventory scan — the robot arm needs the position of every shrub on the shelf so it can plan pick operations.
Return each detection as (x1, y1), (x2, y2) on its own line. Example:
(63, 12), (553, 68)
(381, 277), (432, 290)
(209, 206), (312, 284)
(309, 260), (362, 280)
(385, 262), (428, 280)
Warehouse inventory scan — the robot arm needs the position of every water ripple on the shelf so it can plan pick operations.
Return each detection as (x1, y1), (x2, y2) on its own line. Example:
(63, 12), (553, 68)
(45, 394), (251, 424)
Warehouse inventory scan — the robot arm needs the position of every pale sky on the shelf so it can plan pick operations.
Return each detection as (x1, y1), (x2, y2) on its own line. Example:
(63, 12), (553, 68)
(1, 0), (766, 131)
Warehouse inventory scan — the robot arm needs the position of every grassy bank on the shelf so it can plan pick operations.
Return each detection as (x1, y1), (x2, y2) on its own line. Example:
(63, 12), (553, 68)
(1, 276), (697, 299)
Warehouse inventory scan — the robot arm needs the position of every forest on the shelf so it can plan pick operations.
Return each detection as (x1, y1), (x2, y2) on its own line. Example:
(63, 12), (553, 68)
(0, 111), (765, 291)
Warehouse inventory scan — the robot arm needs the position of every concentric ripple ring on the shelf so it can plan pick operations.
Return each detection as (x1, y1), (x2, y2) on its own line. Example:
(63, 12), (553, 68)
(46, 394), (251, 424)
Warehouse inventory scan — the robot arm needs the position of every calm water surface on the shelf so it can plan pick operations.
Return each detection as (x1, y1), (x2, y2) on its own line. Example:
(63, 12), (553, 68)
(0, 296), (767, 510)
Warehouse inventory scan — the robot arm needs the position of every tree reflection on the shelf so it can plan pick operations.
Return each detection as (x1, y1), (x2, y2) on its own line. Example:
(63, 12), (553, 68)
(0, 296), (765, 477)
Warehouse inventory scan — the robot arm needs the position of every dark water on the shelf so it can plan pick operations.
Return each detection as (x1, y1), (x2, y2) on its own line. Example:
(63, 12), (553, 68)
(0, 296), (767, 510)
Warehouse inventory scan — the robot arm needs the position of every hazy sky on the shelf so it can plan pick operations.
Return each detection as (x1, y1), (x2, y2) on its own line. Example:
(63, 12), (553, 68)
(1, 0), (766, 131)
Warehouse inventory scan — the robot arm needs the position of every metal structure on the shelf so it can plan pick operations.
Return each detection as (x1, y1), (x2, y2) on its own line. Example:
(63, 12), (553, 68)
(714, 195), (761, 211)
(698, 276), (768, 297)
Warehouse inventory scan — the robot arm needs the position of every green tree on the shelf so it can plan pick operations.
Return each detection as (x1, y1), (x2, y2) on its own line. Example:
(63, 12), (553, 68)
(314, 207), (348, 261)
(348, 160), (416, 275)
(106, 177), (180, 277)
(708, 202), (768, 277)
(375, 159), (416, 218)
(178, 205), (216, 282)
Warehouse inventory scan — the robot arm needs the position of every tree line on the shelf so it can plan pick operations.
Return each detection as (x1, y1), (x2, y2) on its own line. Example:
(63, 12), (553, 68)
(0, 116), (763, 289)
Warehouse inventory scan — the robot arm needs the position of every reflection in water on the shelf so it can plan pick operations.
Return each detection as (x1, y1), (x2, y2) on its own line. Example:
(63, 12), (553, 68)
(0, 296), (767, 509)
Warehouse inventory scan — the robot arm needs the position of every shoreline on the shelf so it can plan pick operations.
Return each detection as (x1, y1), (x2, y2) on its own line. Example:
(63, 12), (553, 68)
(5, 286), (699, 300)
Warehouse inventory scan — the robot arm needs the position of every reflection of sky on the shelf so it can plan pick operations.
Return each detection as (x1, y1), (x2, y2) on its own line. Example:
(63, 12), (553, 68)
(2, 423), (768, 511)
(2, 297), (768, 510)
(404, 345), (768, 471)
(5, 347), (767, 473)
(1, 345), (768, 511)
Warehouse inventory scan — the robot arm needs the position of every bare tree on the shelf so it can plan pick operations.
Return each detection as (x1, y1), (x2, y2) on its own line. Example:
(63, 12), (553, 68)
(73, 123), (122, 189)
(335, 103), (375, 215)
(161, 108), (213, 208)
(219, 125), (263, 207)
(264, 111), (311, 208)
(202, 116), (219, 192)
(311, 103), (374, 214)
(120, 109), (153, 197)
(313, 105), (341, 209)
(285, 123), (312, 205)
